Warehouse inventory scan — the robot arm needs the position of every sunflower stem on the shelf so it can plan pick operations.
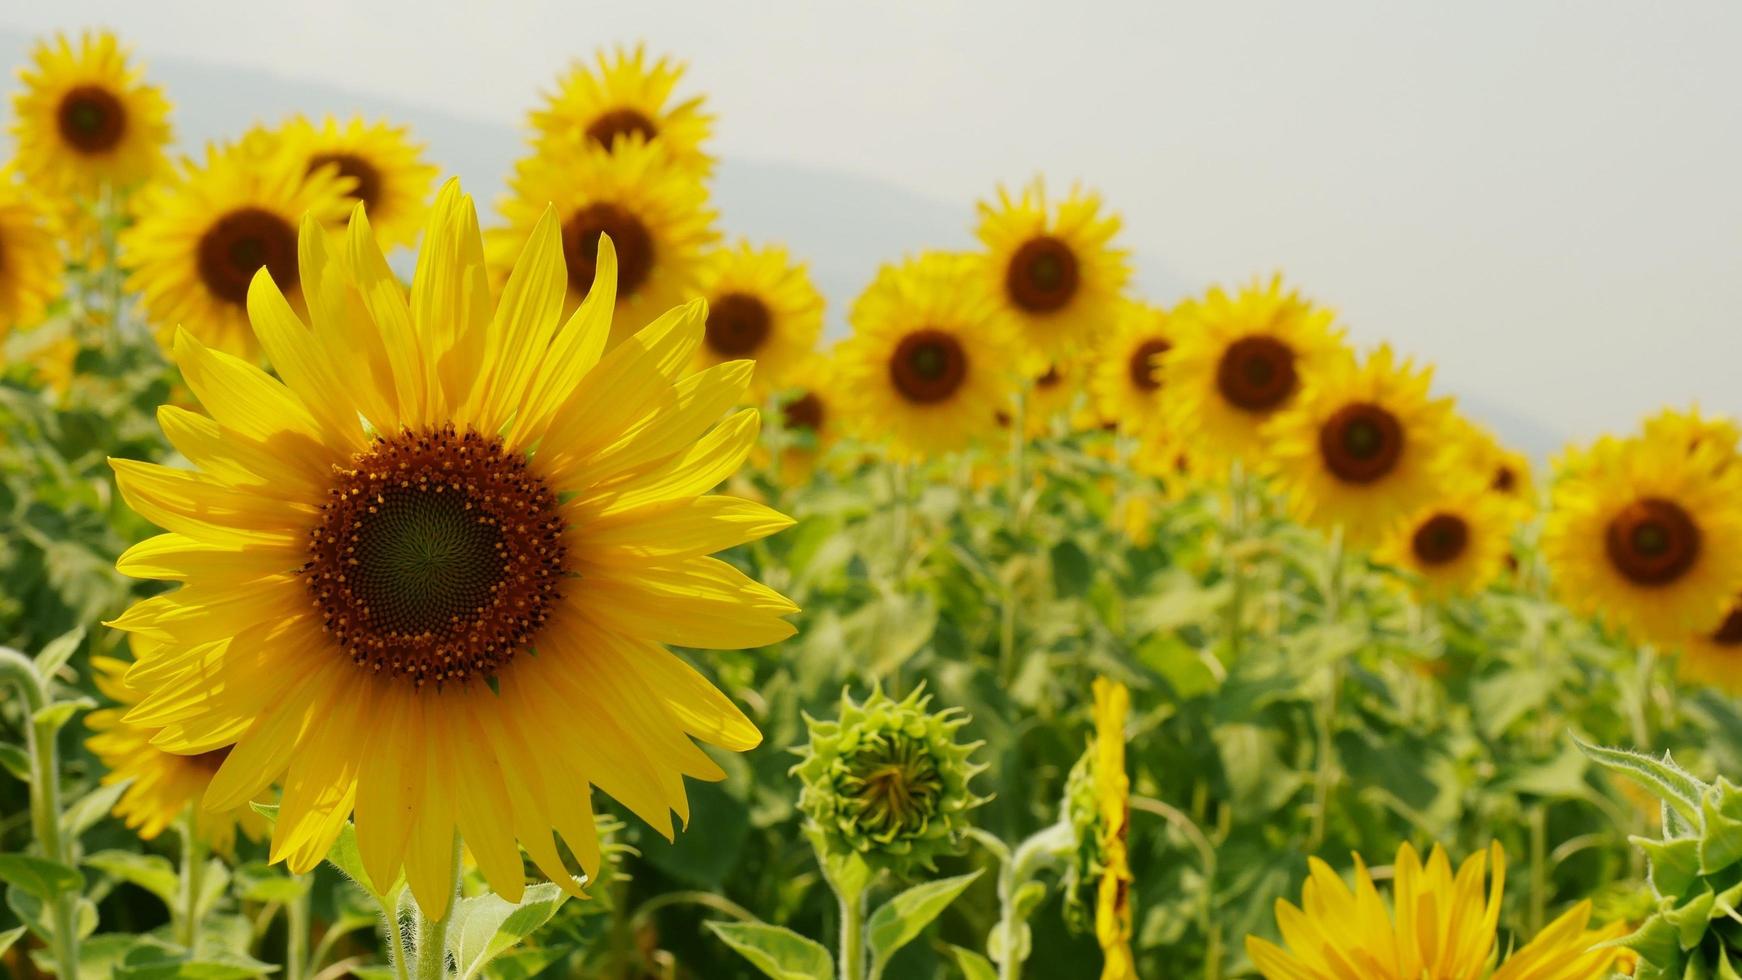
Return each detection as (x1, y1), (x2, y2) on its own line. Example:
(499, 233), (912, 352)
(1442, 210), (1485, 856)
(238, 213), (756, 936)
(1527, 802), (1547, 937)
(286, 876), (311, 980)
(381, 885), (411, 980)
(838, 887), (866, 980)
(1628, 643), (1658, 750)
(0, 647), (81, 980)
(993, 821), (1073, 980)
(1307, 527), (1347, 850)
(999, 389), (1030, 688)
(413, 836), (464, 980)
(1130, 797), (1219, 980)
(1225, 461), (1249, 662)
(177, 810), (208, 954)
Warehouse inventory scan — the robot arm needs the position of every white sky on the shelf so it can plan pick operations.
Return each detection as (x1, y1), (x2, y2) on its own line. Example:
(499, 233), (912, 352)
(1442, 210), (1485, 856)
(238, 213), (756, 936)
(5, 1), (1741, 446)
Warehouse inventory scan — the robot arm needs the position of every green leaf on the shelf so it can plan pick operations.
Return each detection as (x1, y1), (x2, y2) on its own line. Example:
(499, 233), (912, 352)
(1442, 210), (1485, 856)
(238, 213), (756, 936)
(1574, 737), (1704, 829)
(112, 943), (280, 979)
(0, 924), (25, 958)
(1050, 539), (1094, 598)
(250, 805), (393, 899)
(447, 882), (568, 980)
(948, 945), (998, 980)
(34, 625), (86, 681)
(1637, 836), (1704, 899)
(62, 780), (130, 840)
(232, 864), (311, 904)
(33, 697), (96, 734)
(85, 850), (179, 908)
(708, 920), (833, 980)
(0, 853), (83, 901)
(1700, 787), (1742, 875)
(867, 871), (983, 975)
(0, 742), (28, 782)
(8, 883), (98, 943)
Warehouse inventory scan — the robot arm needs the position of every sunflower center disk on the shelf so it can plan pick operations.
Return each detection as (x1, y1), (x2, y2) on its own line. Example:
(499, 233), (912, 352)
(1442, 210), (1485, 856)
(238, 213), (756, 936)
(1216, 335), (1298, 412)
(57, 84), (127, 153)
(1035, 365), (1063, 389)
(585, 107), (659, 149)
(889, 329), (968, 405)
(1604, 497), (1700, 586)
(563, 202), (655, 298)
(1006, 235), (1079, 313)
(1412, 513), (1469, 565)
(303, 426), (566, 688)
(1318, 402), (1404, 485)
(1127, 338), (1171, 393)
(196, 207), (299, 306)
(842, 733), (944, 840)
(704, 292), (771, 357)
(782, 392), (825, 433)
(307, 151), (384, 212)
(1493, 465), (1517, 493)
(1712, 602), (1742, 646)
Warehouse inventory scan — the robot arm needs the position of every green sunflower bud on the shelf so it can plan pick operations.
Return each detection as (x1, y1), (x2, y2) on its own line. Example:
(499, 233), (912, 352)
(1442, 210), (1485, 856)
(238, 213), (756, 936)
(792, 686), (988, 879)
(1060, 749), (1104, 933)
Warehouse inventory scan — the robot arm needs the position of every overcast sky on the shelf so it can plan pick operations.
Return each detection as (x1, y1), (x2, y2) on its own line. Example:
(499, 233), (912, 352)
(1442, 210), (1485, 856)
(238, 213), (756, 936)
(5, 1), (1740, 448)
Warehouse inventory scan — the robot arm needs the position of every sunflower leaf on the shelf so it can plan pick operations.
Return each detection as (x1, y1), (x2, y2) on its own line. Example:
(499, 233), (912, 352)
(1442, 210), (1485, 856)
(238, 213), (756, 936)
(1573, 736), (1704, 830)
(708, 920), (833, 980)
(448, 882), (567, 980)
(0, 853), (84, 902)
(867, 871), (984, 976)
(948, 944), (998, 980)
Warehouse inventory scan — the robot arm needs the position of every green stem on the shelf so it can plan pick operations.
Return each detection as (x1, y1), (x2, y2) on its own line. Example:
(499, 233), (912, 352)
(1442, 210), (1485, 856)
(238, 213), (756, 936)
(1307, 528), (1347, 850)
(1629, 644), (1658, 750)
(1226, 462), (1249, 662)
(413, 837), (464, 980)
(1130, 797), (1220, 980)
(1527, 803), (1547, 937)
(382, 886), (411, 980)
(993, 821), (1073, 980)
(287, 878), (311, 980)
(177, 812), (208, 953)
(839, 888), (866, 980)
(0, 648), (80, 980)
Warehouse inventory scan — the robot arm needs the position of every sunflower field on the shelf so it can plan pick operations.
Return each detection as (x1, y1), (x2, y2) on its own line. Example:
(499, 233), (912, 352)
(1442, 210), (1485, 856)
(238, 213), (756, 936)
(2, 28), (1741, 980)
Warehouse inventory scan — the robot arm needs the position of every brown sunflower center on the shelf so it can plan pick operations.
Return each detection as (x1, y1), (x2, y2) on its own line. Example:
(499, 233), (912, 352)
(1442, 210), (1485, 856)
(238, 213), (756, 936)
(1006, 235), (1079, 313)
(307, 151), (384, 213)
(1319, 402), (1404, 484)
(705, 292), (771, 356)
(1411, 513), (1469, 566)
(56, 85), (127, 153)
(563, 203), (654, 299)
(1035, 366), (1063, 389)
(1127, 338), (1171, 393)
(1712, 602), (1742, 646)
(196, 207), (299, 306)
(586, 108), (659, 149)
(782, 392), (825, 433)
(1493, 465), (1517, 494)
(1604, 497), (1700, 587)
(1216, 335), (1298, 412)
(302, 426), (566, 688)
(889, 329), (968, 405)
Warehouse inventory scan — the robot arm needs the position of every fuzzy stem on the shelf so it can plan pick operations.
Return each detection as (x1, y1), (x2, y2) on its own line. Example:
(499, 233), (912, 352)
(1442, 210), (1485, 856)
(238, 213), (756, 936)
(381, 886), (411, 980)
(177, 812), (208, 953)
(839, 888), (866, 980)
(413, 837), (464, 980)
(0, 648), (80, 980)
(287, 878), (311, 980)
(1307, 528), (1347, 850)
(1130, 797), (1220, 980)
(993, 821), (1074, 980)
(1527, 803), (1548, 937)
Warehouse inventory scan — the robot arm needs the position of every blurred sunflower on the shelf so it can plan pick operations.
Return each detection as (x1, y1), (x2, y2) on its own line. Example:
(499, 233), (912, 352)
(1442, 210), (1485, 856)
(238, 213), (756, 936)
(1377, 484), (1513, 600)
(975, 178), (1129, 374)
(492, 136), (716, 347)
(1065, 677), (1135, 980)
(0, 174), (65, 333)
(530, 44), (713, 173)
(266, 115), (438, 249)
(1642, 405), (1739, 474)
(1246, 841), (1624, 980)
(11, 29), (171, 197)
(1088, 301), (1180, 437)
(1679, 594), (1742, 691)
(1012, 359), (1086, 439)
(106, 181), (796, 918)
(692, 241), (824, 398)
(766, 355), (840, 483)
(1543, 436), (1742, 646)
(85, 654), (269, 854)
(1264, 345), (1455, 546)
(1164, 276), (1348, 468)
(1446, 418), (1535, 519)
(120, 144), (351, 360)
(837, 252), (1016, 460)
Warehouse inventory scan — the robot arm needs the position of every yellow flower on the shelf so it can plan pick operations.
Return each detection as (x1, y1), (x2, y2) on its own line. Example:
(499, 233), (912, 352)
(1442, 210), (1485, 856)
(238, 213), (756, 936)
(0, 174), (64, 334)
(1678, 594), (1742, 691)
(11, 29), (172, 197)
(84, 654), (269, 854)
(1445, 417), (1535, 520)
(1090, 678), (1136, 980)
(837, 252), (1017, 460)
(1088, 301), (1181, 437)
(529, 44), (713, 174)
(1163, 276), (1349, 469)
(1543, 435), (1742, 647)
(260, 115), (439, 250)
(120, 143), (351, 360)
(692, 241), (824, 399)
(106, 181), (797, 919)
(764, 354), (841, 484)
(491, 136), (716, 348)
(1247, 841), (1624, 980)
(1264, 345), (1456, 546)
(1641, 405), (1739, 475)
(976, 178), (1129, 374)
(1376, 483), (1513, 600)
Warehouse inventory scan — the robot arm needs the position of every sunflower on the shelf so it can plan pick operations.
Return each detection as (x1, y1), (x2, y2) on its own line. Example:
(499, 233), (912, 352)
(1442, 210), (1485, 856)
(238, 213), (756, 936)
(1021, 358), (1091, 438)
(837, 252), (1017, 460)
(1062, 678), (1136, 978)
(975, 177), (1129, 375)
(1087, 301), (1185, 438)
(691, 241), (824, 398)
(1542, 436), (1742, 646)
(1376, 483), (1513, 600)
(1163, 276), (1349, 469)
(1246, 841), (1625, 980)
(763, 354), (840, 484)
(106, 181), (797, 919)
(529, 44), (713, 174)
(263, 115), (438, 250)
(1679, 595), (1742, 691)
(1264, 345), (1455, 546)
(120, 144), (351, 360)
(491, 135), (716, 348)
(11, 29), (172, 198)
(0, 174), (65, 334)
(84, 654), (268, 854)
(1641, 405), (1740, 474)
(1445, 418), (1535, 520)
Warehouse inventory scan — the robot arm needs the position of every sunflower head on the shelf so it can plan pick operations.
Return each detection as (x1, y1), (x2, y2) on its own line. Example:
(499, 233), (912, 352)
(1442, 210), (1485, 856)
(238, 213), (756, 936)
(11, 30), (172, 197)
(0, 174), (65, 335)
(1060, 679), (1135, 977)
(1088, 301), (1182, 438)
(1263, 345), (1455, 546)
(792, 686), (987, 879)
(975, 178), (1130, 375)
(1642, 405), (1740, 476)
(1164, 276), (1349, 469)
(692, 241), (825, 397)
(530, 44), (713, 174)
(491, 135), (716, 346)
(761, 354), (841, 485)
(250, 115), (438, 250)
(1377, 482), (1514, 600)
(1543, 435), (1742, 647)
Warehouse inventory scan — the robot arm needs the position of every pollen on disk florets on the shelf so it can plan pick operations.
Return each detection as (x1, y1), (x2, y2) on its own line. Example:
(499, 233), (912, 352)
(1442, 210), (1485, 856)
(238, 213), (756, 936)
(301, 424), (566, 688)
(792, 687), (988, 878)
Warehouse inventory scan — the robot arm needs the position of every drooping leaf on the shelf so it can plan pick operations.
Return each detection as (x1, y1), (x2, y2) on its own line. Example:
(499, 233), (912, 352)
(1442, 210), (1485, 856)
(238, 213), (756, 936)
(708, 920), (833, 980)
